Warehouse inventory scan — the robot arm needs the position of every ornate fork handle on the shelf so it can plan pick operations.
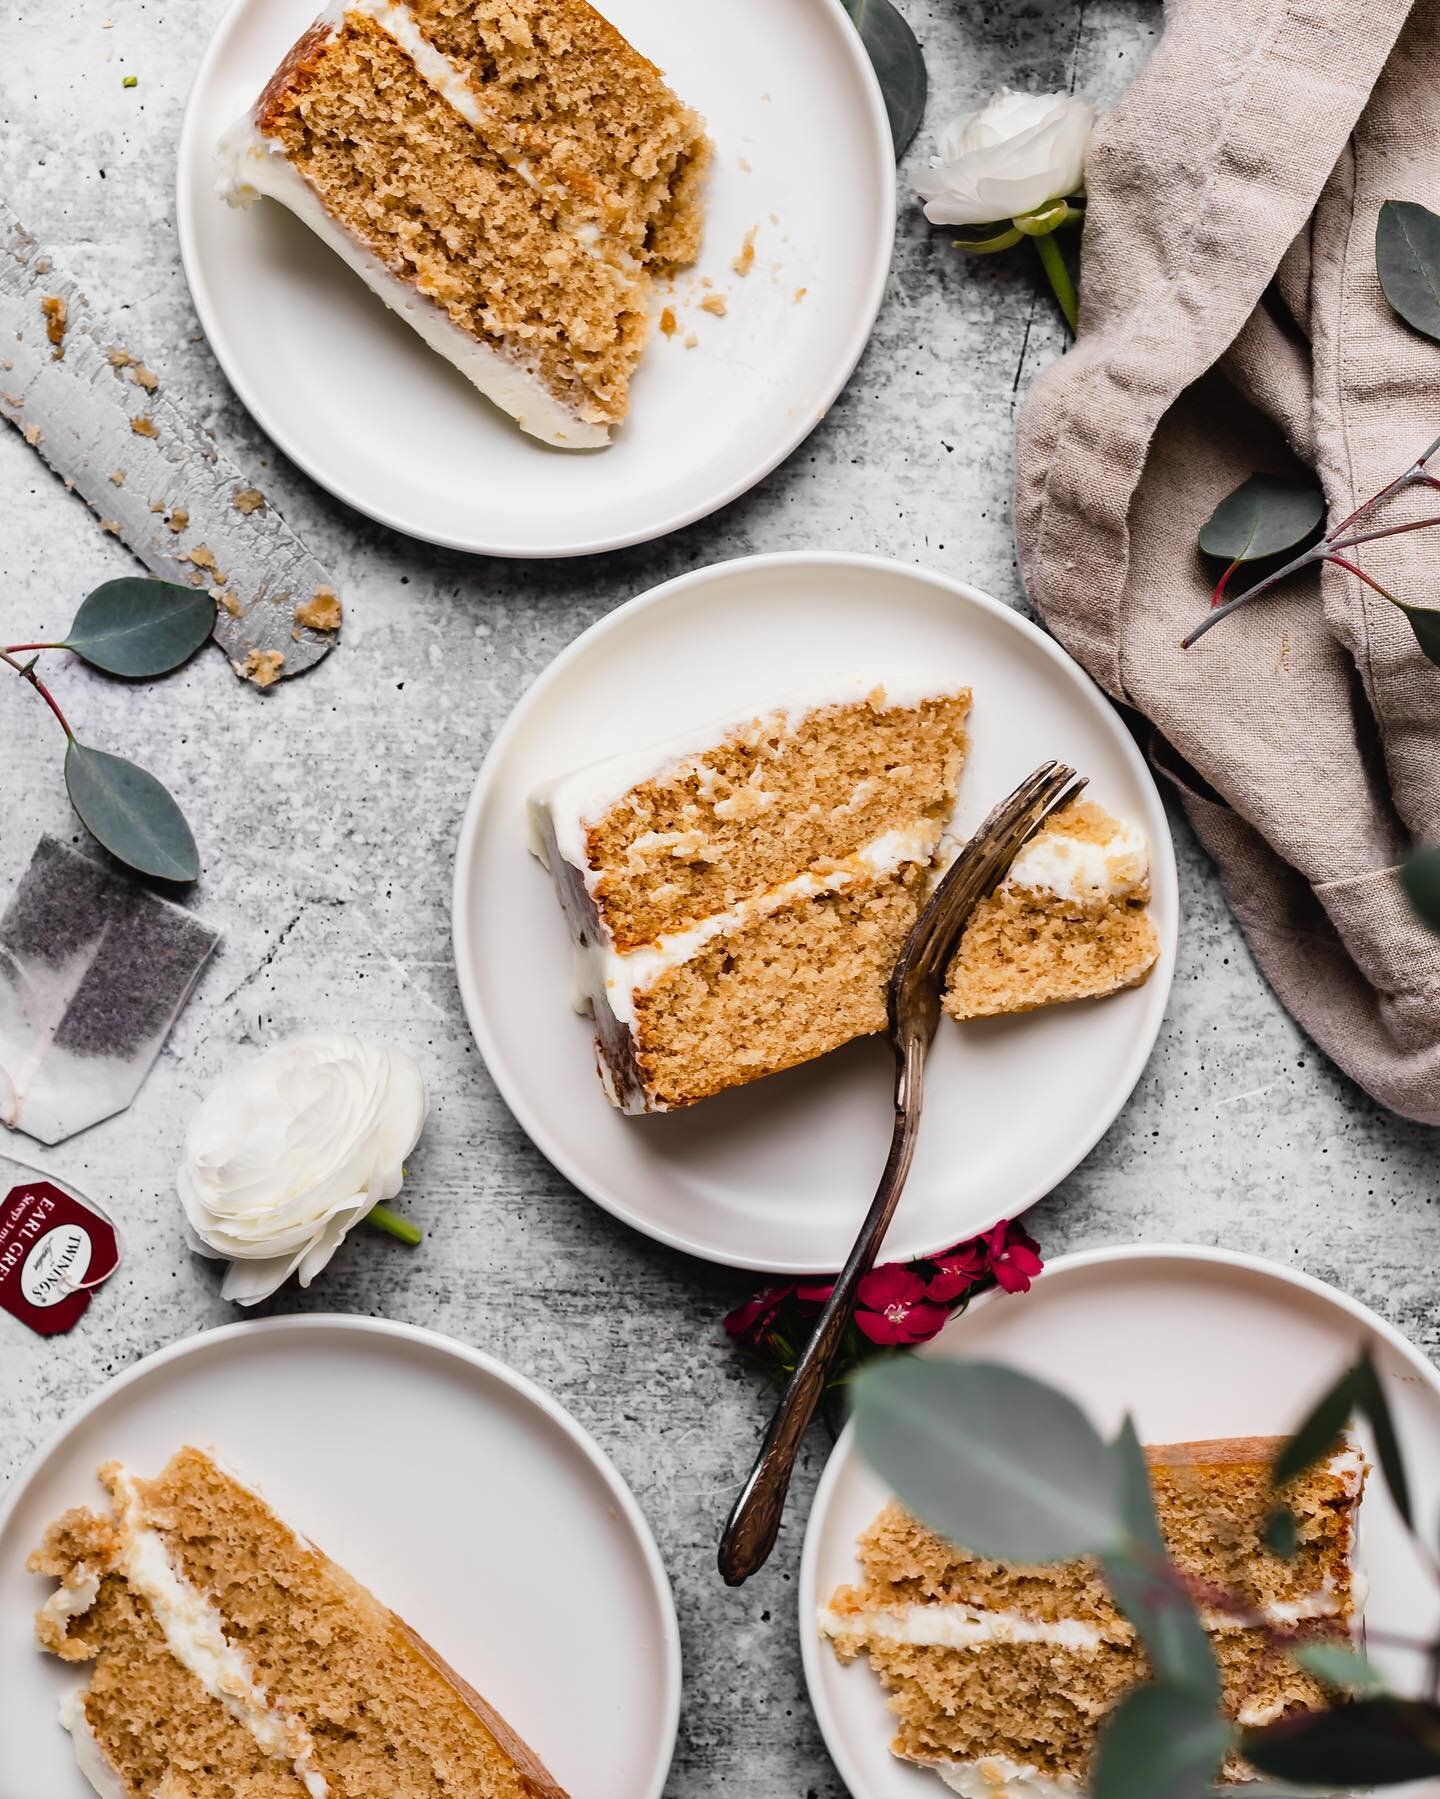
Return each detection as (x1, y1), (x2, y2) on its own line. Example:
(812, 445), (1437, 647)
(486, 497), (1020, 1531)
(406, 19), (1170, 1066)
(718, 1034), (927, 1587)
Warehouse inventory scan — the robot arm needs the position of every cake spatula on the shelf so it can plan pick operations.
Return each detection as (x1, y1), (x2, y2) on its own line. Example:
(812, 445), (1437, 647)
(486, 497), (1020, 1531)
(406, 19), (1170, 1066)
(718, 760), (1086, 1586)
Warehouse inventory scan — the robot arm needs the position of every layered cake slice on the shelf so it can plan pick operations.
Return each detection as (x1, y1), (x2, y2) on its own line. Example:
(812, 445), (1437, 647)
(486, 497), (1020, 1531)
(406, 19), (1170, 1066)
(821, 1437), (1367, 1795)
(944, 799), (1159, 1020)
(219, 0), (710, 446)
(529, 680), (972, 1111)
(31, 1447), (567, 1799)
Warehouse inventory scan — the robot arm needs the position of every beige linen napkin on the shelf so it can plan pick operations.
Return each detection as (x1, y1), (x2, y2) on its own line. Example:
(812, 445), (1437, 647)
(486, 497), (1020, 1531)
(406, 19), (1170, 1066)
(1016, 0), (1440, 1122)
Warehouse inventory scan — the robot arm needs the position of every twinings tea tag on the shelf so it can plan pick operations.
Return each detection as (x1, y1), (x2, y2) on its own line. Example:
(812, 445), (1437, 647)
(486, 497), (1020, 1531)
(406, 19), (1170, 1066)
(0, 1162), (121, 1337)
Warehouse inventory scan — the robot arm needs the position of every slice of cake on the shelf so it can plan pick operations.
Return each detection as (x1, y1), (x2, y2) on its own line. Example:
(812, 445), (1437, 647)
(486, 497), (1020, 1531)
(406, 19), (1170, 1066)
(218, 0), (710, 447)
(943, 799), (1159, 1020)
(31, 1446), (568, 1799)
(820, 1437), (1367, 1795)
(528, 680), (973, 1112)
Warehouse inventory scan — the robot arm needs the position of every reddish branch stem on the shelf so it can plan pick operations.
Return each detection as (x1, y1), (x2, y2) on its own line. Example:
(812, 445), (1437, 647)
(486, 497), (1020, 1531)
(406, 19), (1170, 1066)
(0, 647), (75, 740)
(1325, 553), (1400, 604)
(2, 641), (63, 653)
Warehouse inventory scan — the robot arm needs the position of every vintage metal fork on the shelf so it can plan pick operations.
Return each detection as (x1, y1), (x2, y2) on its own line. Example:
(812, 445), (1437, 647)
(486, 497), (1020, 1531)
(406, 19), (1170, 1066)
(717, 761), (1086, 1586)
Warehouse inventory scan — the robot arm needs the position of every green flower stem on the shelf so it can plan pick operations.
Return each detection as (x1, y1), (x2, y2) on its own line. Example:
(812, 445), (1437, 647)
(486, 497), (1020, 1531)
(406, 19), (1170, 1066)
(366, 1203), (423, 1246)
(1, 645), (75, 739)
(1031, 230), (1079, 335)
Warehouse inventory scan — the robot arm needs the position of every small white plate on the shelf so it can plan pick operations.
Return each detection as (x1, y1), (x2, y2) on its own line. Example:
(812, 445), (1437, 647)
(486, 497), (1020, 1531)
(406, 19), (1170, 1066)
(176, 0), (894, 556)
(0, 1316), (681, 1799)
(452, 553), (1178, 1273)
(799, 1245), (1440, 1799)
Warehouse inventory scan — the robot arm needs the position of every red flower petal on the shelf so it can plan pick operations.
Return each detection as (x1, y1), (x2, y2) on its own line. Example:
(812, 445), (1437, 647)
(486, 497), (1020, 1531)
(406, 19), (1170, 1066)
(723, 1283), (793, 1340)
(856, 1263), (929, 1312)
(796, 1279), (835, 1309)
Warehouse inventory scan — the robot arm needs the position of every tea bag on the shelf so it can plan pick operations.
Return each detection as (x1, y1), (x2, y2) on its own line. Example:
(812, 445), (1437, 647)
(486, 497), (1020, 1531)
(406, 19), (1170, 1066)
(0, 836), (220, 1144)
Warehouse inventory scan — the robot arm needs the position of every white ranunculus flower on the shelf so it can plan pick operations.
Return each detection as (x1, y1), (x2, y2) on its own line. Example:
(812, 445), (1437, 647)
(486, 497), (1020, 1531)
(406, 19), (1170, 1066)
(915, 89), (1095, 229)
(178, 1034), (427, 1305)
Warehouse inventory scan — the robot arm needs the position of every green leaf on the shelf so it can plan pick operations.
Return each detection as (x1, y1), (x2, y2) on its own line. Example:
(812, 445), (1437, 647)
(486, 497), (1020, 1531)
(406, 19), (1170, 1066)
(1291, 1642), (1386, 1694)
(1376, 200), (1440, 343)
(1198, 475), (1326, 564)
(64, 741), (199, 882)
(1245, 1697), (1440, 1784)
(65, 578), (215, 677)
(1402, 845), (1440, 929)
(843, 0), (926, 158)
(1104, 1420), (1220, 1702)
(1262, 1508), (1298, 1557)
(1393, 599), (1440, 668)
(850, 1358), (1123, 1563)
(1271, 1351), (1411, 1529)
(1092, 1684), (1234, 1799)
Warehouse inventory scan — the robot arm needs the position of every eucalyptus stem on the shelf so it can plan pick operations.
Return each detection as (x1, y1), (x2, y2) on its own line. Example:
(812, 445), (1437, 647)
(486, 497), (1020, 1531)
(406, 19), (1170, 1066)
(1031, 230), (1079, 335)
(1, 645), (75, 740)
(366, 1203), (423, 1246)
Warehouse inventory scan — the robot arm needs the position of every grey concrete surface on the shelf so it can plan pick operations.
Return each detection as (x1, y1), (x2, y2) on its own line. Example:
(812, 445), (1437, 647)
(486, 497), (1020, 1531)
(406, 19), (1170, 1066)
(1, 0), (1437, 1793)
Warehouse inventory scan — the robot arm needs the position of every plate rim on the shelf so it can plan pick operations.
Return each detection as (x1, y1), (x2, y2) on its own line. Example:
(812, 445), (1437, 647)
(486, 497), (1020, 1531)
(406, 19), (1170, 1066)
(796, 1240), (1440, 1799)
(0, 1312), (683, 1799)
(450, 548), (1180, 1273)
(173, 0), (898, 558)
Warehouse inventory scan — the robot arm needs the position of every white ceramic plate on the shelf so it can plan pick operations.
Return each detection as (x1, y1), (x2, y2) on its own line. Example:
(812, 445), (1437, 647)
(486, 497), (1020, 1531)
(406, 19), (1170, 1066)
(176, 0), (894, 556)
(452, 553), (1178, 1273)
(799, 1244), (1440, 1799)
(0, 1316), (681, 1799)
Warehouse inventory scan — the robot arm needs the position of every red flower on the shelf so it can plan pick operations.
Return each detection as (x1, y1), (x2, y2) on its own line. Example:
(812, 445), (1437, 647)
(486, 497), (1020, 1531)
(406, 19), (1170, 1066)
(795, 1278), (835, 1309)
(985, 1219), (1044, 1294)
(854, 1265), (949, 1346)
(925, 1238), (989, 1303)
(723, 1283), (793, 1343)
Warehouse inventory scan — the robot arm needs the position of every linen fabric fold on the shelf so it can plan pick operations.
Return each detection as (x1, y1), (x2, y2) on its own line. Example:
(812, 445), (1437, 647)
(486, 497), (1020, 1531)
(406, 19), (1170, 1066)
(1015, 0), (1440, 1121)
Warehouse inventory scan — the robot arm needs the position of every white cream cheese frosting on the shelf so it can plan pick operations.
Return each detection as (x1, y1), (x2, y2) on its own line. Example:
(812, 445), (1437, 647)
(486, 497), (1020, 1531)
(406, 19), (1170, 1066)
(818, 1602), (1110, 1653)
(108, 1467), (330, 1799)
(933, 1757), (1080, 1799)
(1004, 818), (1148, 902)
(59, 1688), (130, 1799)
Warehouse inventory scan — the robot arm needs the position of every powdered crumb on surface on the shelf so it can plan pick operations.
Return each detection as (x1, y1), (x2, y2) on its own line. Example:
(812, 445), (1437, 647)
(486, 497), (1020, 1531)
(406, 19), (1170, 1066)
(40, 295), (67, 357)
(131, 363), (158, 392)
(732, 228), (757, 275)
(185, 545), (219, 575)
(23, 423), (40, 445)
(1, 358), (11, 370)
(294, 585), (343, 632)
(149, 500), (165, 513)
(109, 469), (125, 486)
(2, 390), (21, 406)
(215, 589), (242, 618)
(232, 487), (265, 514)
(100, 518), (121, 535)
(168, 506), (189, 533)
(659, 307), (678, 337)
(683, 332), (698, 349)
(699, 293), (727, 317)
(794, 286), (808, 303)
(130, 415), (156, 438)
(106, 345), (132, 368)
(738, 155), (752, 172)
(238, 649), (284, 689)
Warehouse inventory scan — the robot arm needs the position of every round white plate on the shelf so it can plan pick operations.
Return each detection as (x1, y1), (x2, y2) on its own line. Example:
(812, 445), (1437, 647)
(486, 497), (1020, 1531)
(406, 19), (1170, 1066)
(176, 0), (894, 556)
(799, 1245), (1440, 1799)
(452, 552), (1178, 1273)
(0, 1316), (681, 1799)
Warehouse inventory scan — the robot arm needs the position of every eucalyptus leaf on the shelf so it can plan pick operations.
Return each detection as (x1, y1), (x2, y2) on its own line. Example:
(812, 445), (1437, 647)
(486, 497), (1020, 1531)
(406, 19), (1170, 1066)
(1245, 1697), (1440, 1784)
(1402, 845), (1440, 930)
(1291, 1642), (1386, 1694)
(1394, 599), (1440, 669)
(850, 1358), (1123, 1563)
(1104, 1420), (1220, 1702)
(64, 742), (199, 883)
(843, 0), (926, 157)
(1091, 1684), (1234, 1799)
(1198, 475), (1326, 564)
(1262, 1507), (1298, 1558)
(1376, 200), (1440, 343)
(1269, 1360), (1361, 1491)
(65, 578), (216, 678)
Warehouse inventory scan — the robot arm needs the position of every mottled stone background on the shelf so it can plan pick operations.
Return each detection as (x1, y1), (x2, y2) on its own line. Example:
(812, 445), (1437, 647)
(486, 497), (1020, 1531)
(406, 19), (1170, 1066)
(2, 0), (1437, 1792)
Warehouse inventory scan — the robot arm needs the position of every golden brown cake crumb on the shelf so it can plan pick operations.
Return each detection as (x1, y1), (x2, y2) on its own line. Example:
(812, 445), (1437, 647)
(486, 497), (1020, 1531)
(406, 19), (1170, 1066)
(167, 506), (189, 533)
(106, 345), (132, 368)
(130, 415), (156, 438)
(41, 293), (67, 356)
(109, 469), (125, 486)
(794, 286), (808, 303)
(23, 422), (40, 445)
(732, 227), (757, 275)
(682, 332), (698, 349)
(658, 306), (678, 337)
(294, 586), (343, 631)
(699, 293), (727, 317)
(240, 649), (285, 688)
(131, 362), (158, 391)
(232, 486), (266, 514)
